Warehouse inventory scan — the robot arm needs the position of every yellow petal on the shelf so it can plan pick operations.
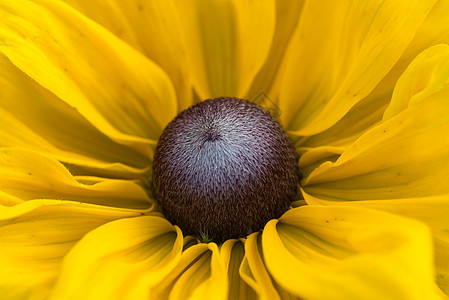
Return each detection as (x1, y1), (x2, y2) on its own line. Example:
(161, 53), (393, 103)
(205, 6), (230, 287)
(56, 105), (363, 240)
(221, 239), (257, 300)
(384, 44), (449, 119)
(246, 0), (305, 101)
(0, 0), (177, 142)
(296, 146), (344, 180)
(0, 147), (152, 210)
(188, 243), (228, 300)
(283, 0), (449, 156)
(149, 243), (227, 300)
(302, 46), (449, 296)
(292, 92), (388, 149)
(304, 194), (449, 296)
(296, 0), (449, 151)
(367, 0), (449, 116)
(175, 0), (275, 99)
(61, 0), (140, 50)
(50, 216), (183, 300)
(0, 55), (151, 178)
(411, 0), (449, 50)
(62, 0), (192, 110)
(303, 47), (449, 201)
(0, 199), (138, 300)
(241, 232), (297, 300)
(263, 205), (436, 299)
(281, 0), (436, 135)
(113, 0), (191, 110)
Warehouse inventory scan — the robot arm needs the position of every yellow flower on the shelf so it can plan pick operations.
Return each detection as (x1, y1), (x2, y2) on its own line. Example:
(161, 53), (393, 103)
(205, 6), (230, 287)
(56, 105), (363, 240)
(1, 0), (449, 299)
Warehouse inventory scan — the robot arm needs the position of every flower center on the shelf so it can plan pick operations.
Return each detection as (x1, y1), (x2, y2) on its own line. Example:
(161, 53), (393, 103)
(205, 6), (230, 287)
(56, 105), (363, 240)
(152, 97), (300, 242)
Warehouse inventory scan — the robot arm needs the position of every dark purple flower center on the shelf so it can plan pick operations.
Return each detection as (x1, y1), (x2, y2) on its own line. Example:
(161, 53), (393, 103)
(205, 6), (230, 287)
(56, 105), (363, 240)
(152, 97), (300, 242)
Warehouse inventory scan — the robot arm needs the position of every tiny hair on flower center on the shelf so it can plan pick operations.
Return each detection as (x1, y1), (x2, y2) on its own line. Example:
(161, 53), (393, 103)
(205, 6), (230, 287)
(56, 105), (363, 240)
(152, 97), (300, 242)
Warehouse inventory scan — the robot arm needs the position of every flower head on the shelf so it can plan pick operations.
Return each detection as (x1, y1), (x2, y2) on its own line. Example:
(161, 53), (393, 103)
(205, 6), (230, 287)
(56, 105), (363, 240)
(1, 0), (449, 299)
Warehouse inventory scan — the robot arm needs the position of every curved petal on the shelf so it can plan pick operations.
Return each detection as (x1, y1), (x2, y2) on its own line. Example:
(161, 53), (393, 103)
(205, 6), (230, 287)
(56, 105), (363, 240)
(384, 44), (449, 119)
(0, 55), (151, 178)
(50, 216), (183, 300)
(246, 0), (305, 101)
(60, 0), (140, 49)
(221, 239), (257, 300)
(61, 0), (192, 110)
(0, 199), (138, 300)
(0, 147), (152, 210)
(291, 91), (389, 149)
(148, 243), (227, 300)
(112, 0), (191, 110)
(303, 193), (449, 296)
(263, 205), (436, 299)
(296, 146), (344, 180)
(187, 243), (228, 300)
(280, 0), (436, 135)
(303, 45), (449, 201)
(301, 45), (449, 296)
(175, 0), (275, 99)
(291, 0), (449, 151)
(367, 0), (449, 118)
(241, 232), (298, 300)
(0, 0), (177, 142)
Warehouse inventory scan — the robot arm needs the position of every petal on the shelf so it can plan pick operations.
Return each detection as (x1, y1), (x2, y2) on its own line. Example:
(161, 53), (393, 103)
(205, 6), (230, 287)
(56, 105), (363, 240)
(50, 216), (183, 300)
(149, 243), (228, 300)
(291, 92), (389, 149)
(309, 0), (449, 150)
(175, 0), (275, 99)
(246, 0), (304, 101)
(296, 146), (344, 180)
(304, 195), (449, 296)
(60, 0), (141, 49)
(241, 232), (297, 300)
(61, 0), (193, 110)
(0, 147), (152, 210)
(293, 0), (449, 151)
(0, 0), (177, 142)
(113, 0), (191, 110)
(280, 0), (436, 135)
(0, 199), (138, 300)
(263, 205), (436, 299)
(368, 0), (449, 114)
(301, 45), (449, 295)
(0, 55), (151, 178)
(187, 243), (228, 300)
(384, 44), (449, 119)
(221, 239), (257, 300)
(303, 46), (449, 201)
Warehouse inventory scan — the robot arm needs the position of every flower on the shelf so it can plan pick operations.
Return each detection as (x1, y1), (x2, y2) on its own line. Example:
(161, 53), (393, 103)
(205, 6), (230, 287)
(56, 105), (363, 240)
(1, 0), (449, 299)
